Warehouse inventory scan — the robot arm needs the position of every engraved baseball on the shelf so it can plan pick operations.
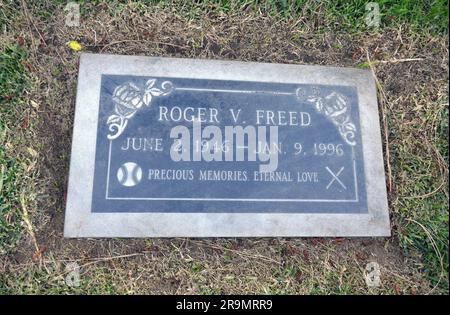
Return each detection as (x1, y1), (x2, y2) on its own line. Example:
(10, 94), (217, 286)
(116, 162), (142, 187)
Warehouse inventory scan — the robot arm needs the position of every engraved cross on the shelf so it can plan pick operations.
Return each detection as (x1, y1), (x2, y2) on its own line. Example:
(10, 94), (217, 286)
(325, 166), (346, 190)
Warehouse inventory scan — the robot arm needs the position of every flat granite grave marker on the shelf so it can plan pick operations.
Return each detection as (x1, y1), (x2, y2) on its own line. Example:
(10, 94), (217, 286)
(64, 53), (390, 237)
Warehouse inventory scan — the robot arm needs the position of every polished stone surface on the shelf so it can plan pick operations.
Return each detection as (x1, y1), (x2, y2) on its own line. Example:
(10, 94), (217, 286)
(64, 53), (390, 237)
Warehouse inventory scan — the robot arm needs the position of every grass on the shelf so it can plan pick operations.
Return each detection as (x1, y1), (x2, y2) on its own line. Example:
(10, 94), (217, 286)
(1, 1), (449, 34)
(0, 45), (28, 103)
(0, 125), (23, 254)
(0, 44), (30, 254)
(138, 0), (449, 34)
(0, 263), (122, 294)
(390, 88), (449, 291)
(0, 0), (448, 294)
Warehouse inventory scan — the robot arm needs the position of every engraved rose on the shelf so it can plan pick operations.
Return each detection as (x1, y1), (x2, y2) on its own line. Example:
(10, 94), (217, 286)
(323, 93), (357, 145)
(322, 92), (348, 121)
(298, 88), (357, 146)
(107, 79), (173, 140)
(113, 82), (143, 118)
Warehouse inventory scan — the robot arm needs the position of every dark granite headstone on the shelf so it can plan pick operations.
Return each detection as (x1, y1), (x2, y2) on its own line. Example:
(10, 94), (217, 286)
(64, 54), (390, 237)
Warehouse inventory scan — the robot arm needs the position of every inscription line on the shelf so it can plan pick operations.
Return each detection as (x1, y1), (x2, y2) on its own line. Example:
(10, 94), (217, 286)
(105, 140), (112, 199)
(104, 197), (359, 202)
(175, 87), (294, 95)
(105, 143), (360, 202)
(353, 147), (359, 201)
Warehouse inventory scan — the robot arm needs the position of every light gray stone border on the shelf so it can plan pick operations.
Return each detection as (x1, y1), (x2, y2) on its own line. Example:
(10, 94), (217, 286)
(64, 53), (390, 237)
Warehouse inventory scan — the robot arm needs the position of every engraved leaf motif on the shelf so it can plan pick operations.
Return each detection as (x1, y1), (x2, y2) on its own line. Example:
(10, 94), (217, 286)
(145, 79), (156, 90)
(148, 88), (164, 96)
(345, 122), (356, 132)
(107, 114), (121, 124)
(143, 91), (152, 106)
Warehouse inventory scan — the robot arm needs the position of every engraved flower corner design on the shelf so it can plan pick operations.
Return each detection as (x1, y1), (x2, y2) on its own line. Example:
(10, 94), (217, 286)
(107, 79), (173, 140)
(296, 88), (357, 146)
